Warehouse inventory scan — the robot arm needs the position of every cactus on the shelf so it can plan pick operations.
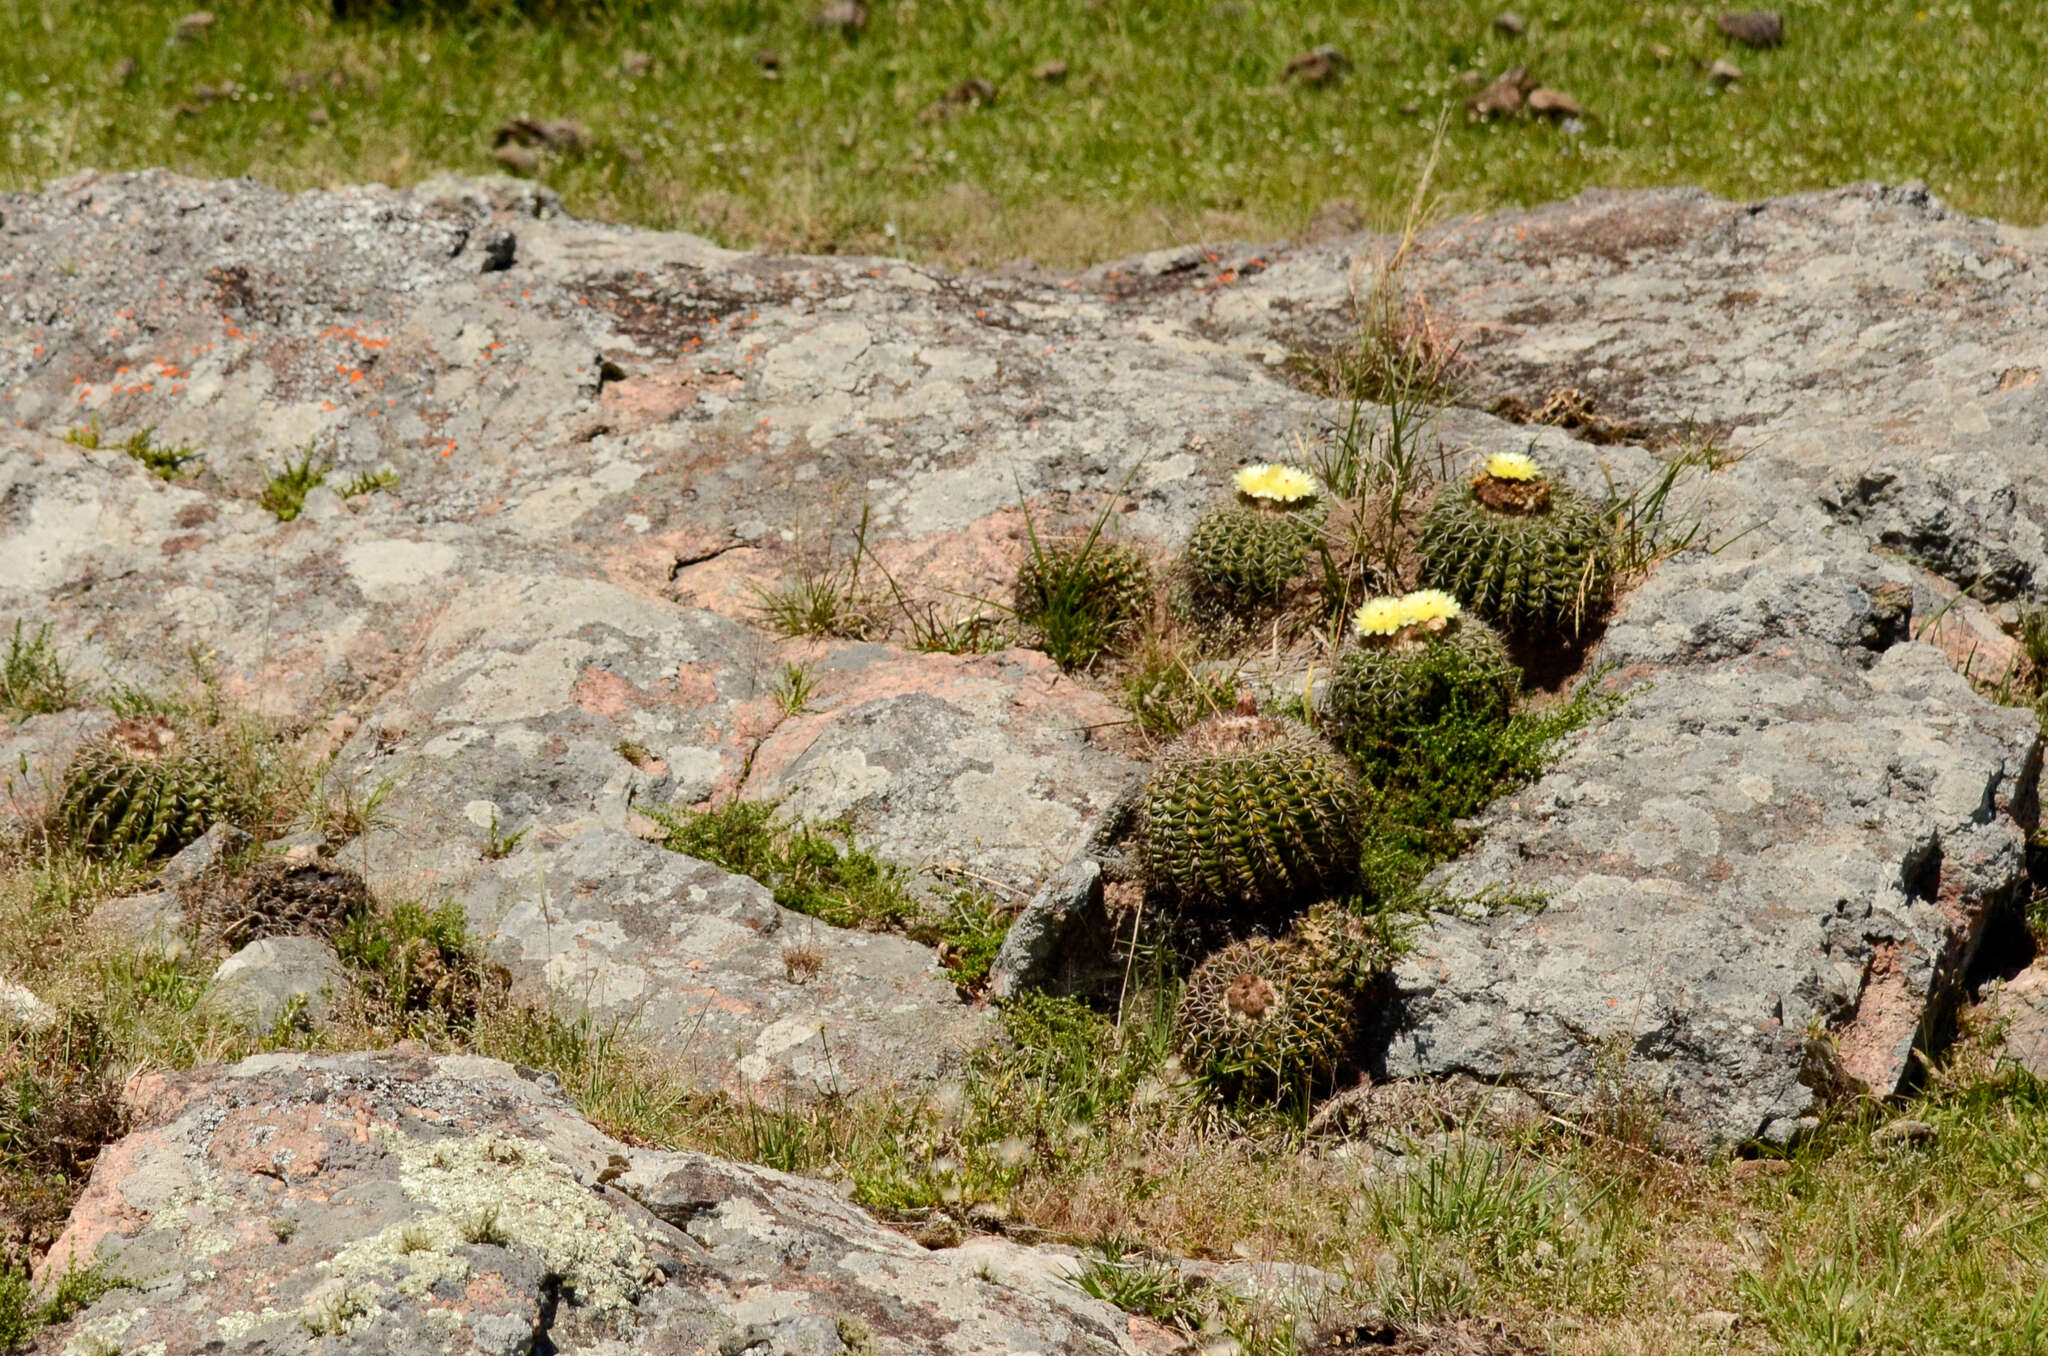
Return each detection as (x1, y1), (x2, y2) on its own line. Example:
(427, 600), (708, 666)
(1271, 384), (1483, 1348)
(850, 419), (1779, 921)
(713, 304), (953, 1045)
(1139, 709), (1362, 917)
(199, 858), (372, 949)
(1014, 537), (1154, 667)
(55, 716), (236, 859)
(1323, 590), (1520, 762)
(1417, 451), (1614, 637)
(1181, 464), (1327, 612)
(1287, 900), (1391, 995)
(1174, 936), (1353, 1095)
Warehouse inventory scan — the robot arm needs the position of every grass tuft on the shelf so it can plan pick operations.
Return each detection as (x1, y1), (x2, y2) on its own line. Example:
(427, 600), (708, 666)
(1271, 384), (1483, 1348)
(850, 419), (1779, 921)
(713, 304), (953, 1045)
(260, 448), (328, 522)
(0, 624), (79, 722)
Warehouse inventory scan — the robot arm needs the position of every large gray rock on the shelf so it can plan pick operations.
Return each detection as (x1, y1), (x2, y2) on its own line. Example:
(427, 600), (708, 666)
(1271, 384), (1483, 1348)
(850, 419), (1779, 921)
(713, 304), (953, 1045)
(201, 936), (349, 1035)
(463, 829), (991, 1098)
(37, 1050), (1147, 1356)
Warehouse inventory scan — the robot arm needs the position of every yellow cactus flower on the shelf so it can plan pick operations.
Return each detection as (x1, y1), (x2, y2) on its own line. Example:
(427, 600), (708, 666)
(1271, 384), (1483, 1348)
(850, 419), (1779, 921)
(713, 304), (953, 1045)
(1397, 589), (1463, 627)
(1233, 463), (1321, 503)
(1484, 450), (1543, 482)
(1353, 596), (1406, 637)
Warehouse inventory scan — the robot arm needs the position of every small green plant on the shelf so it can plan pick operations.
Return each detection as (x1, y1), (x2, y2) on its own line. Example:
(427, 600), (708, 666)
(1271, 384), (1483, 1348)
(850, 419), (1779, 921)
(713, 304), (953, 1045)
(61, 421), (102, 449)
(118, 427), (201, 480)
(1, 622), (79, 720)
(335, 468), (399, 498)
(1075, 1243), (1201, 1326)
(55, 715), (239, 859)
(1119, 634), (1237, 742)
(1011, 479), (1155, 671)
(1417, 450), (1615, 639)
(320, 774), (394, 848)
(260, 447), (328, 521)
(300, 1283), (373, 1336)
(460, 1203), (512, 1245)
(334, 898), (497, 1031)
(1322, 592), (1519, 767)
(652, 800), (920, 933)
(768, 661), (819, 716)
(482, 808), (527, 860)
(1139, 708), (1362, 918)
(933, 889), (1010, 990)
(751, 507), (885, 639)
(270, 1214), (299, 1242)
(1, 1259), (121, 1352)
(1174, 935), (1355, 1103)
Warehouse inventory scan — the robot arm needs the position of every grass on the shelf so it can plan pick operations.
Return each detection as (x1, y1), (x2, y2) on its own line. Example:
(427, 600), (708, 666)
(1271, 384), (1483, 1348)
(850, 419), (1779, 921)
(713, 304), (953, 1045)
(259, 448), (327, 521)
(62, 422), (201, 480)
(2, 2), (2043, 268)
(751, 509), (885, 641)
(0, 625), (78, 724)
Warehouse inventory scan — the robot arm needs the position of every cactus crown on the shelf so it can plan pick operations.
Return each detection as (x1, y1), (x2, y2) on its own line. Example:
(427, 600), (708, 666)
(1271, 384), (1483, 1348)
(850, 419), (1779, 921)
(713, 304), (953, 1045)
(1140, 711), (1362, 917)
(1232, 463), (1322, 506)
(1322, 605), (1520, 764)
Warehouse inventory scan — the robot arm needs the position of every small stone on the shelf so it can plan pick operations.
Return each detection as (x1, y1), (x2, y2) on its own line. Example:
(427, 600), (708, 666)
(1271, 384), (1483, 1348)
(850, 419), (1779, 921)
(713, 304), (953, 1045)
(812, 0), (867, 34)
(0, 979), (55, 1033)
(1494, 11), (1526, 36)
(1303, 197), (1365, 243)
(478, 228), (517, 273)
(159, 823), (254, 887)
(1872, 1118), (1937, 1149)
(757, 49), (781, 76)
(1467, 66), (1533, 120)
(493, 144), (541, 176)
(910, 1213), (964, 1249)
(1691, 1310), (1742, 1334)
(1718, 10), (1784, 47)
(201, 936), (346, 1035)
(1651, 41), (1676, 60)
(307, 105), (331, 126)
(175, 10), (215, 39)
(1282, 45), (1349, 86)
(1526, 87), (1586, 118)
(1032, 60), (1069, 83)
(1708, 57), (1743, 84)
(112, 56), (137, 81)
(1729, 1157), (1790, 1181)
(621, 51), (655, 77)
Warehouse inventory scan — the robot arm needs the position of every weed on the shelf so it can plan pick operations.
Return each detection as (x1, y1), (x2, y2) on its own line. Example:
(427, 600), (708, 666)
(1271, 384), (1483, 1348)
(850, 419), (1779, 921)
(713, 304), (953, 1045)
(334, 468), (399, 498)
(118, 427), (201, 480)
(751, 507), (884, 640)
(333, 898), (500, 1033)
(269, 1215), (298, 1242)
(1119, 633), (1237, 742)
(1075, 1243), (1200, 1326)
(932, 890), (1010, 991)
(0, 623), (78, 721)
(0, 1259), (120, 1352)
(1606, 430), (1730, 580)
(651, 800), (921, 934)
(781, 940), (826, 982)
(767, 661), (819, 717)
(60, 422), (101, 450)
(481, 808), (526, 861)
(300, 1283), (372, 1336)
(1010, 477), (1152, 671)
(319, 775), (393, 848)
(259, 448), (327, 522)
(460, 1204), (512, 1246)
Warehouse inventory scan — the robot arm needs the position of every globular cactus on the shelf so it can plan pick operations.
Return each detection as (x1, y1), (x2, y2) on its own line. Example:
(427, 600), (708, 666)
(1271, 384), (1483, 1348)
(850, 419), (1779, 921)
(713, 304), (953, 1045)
(1174, 935), (1353, 1096)
(1139, 707), (1362, 917)
(1014, 536), (1154, 666)
(1322, 589), (1520, 763)
(199, 857), (372, 949)
(56, 716), (236, 859)
(1181, 464), (1327, 612)
(1417, 451), (1614, 637)
(1286, 900), (1392, 995)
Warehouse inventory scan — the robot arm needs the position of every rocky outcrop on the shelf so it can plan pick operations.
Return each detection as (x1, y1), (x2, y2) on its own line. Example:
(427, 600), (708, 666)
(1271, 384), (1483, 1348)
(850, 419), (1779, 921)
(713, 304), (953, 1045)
(5, 171), (2048, 1143)
(35, 1050), (1147, 1355)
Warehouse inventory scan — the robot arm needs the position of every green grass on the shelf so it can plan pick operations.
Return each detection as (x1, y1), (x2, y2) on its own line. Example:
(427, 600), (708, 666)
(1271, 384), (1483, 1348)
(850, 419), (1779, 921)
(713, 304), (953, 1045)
(1, 2), (2041, 269)
(258, 448), (327, 521)
(62, 422), (203, 480)
(0, 623), (78, 722)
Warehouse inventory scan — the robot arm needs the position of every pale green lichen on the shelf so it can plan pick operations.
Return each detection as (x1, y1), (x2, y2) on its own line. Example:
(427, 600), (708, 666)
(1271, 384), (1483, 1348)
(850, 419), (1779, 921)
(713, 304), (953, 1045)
(214, 1308), (290, 1343)
(316, 1130), (654, 1321)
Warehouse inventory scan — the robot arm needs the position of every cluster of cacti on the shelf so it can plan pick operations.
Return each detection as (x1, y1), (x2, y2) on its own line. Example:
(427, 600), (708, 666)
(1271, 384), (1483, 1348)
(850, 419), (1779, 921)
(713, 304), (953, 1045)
(1418, 450), (1614, 637)
(55, 716), (237, 859)
(1173, 935), (1354, 1095)
(1014, 534), (1154, 657)
(1139, 707), (1362, 918)
(1181, 464), (1327, 611)
(1322, 589), (1520, 761)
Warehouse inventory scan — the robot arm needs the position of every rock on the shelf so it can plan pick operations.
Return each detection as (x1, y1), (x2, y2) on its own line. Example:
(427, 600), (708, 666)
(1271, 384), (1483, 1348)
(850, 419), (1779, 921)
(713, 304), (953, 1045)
(0, 978), (54, 1032)
(463, 829), (993, 1098)
(1303, 196), (1365, 243)
(1718, 10), (1785, 47)
(1708, 57), (1744, 84)
(200, 936), (348, 1035)
(1691, 1309), (1742, 1334)
(494, 116), (591, 154)
(1494, 12), (1526, 37)
(1821, 455), (2048, 602)
(174, 9), (214, 39)
(1388, 642), (2038, 1148)
(1525, 87), (1585, 118)
(1871, 1118), (1938, 1149)
(1985, 965), (2048, 1078)
(812, 0), (867, 34)
(88, 889), (188, 959)
(38, 1051), (1137, 1354)
(491, 142), (540, 176)
(155, 821), (253, 886)
(1467, 66), (1533, 120)
(1033, 59), (1069, 83)
(1282, 46), (1349, 86)
(987, 857), (1108, 1001)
